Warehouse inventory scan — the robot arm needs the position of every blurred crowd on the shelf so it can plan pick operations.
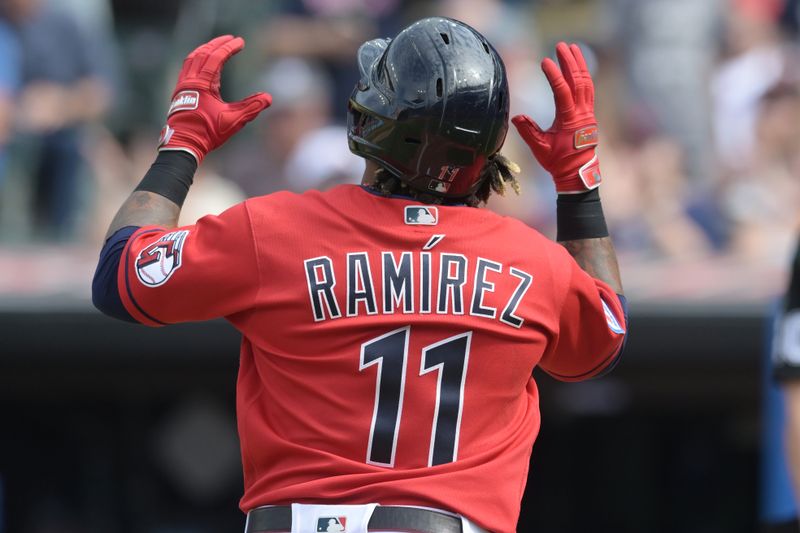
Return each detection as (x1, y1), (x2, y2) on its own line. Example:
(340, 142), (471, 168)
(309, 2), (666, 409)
(0, 0), (799, 303)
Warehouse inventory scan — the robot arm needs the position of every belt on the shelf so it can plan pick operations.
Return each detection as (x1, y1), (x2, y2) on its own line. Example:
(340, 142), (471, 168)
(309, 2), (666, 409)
(246, 505), (462, 533)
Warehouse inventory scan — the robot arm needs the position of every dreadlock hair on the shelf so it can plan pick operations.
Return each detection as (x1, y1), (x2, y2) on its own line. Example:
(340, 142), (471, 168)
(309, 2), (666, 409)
(368, 153), (521, 207)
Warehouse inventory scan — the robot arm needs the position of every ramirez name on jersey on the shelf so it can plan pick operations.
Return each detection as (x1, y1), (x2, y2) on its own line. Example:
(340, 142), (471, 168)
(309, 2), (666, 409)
(304, 250), (532, 328)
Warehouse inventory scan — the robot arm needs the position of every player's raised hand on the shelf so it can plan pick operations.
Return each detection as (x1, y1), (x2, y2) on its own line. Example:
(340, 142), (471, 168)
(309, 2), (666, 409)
(158, 35), (272, 164)
(512, 42), (601, 194)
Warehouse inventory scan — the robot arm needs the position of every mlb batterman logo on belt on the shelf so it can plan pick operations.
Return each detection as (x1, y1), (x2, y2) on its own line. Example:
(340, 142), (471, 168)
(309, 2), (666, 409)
(317, 516), (347, 531)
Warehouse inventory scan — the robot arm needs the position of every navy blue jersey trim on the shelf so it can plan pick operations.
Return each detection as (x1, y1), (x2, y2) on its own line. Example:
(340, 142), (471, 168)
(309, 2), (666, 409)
(123, 228), (168, 325)
(358, 185), (467, 206)
(92, 226), (140, 323)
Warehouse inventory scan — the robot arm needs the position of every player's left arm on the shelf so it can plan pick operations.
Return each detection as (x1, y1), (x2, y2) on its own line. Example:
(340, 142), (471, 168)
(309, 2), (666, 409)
(93, 35), (270, 323)
(513, 42), (627, 380)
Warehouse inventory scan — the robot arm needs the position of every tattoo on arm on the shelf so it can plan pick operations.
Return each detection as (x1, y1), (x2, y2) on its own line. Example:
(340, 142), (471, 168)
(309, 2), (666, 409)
(559, 237), (624, 295)
(105, 191), (181, 240)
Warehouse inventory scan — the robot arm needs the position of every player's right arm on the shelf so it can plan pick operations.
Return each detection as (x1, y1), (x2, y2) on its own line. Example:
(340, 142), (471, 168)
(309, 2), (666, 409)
(513, 42), (626, 379)
(92, 35), (270, 325)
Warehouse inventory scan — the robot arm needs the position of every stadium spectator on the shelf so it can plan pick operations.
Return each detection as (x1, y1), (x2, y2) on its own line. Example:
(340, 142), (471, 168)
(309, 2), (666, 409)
(258, 0), (403, 109)
(283, 125), (364, 192)
(712, 0), (787, 172)
(1, 0), (111, 241)
(0, 17), (19, 186)
(178, 168), (248, 226)
(224, 58), (346, 196)
(601, 136), (719, 262)
(721, 82), (800, 268)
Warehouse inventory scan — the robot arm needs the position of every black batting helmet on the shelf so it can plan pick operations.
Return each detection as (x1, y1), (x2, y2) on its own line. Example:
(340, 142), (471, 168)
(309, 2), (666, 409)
(347, 17), (510, 199)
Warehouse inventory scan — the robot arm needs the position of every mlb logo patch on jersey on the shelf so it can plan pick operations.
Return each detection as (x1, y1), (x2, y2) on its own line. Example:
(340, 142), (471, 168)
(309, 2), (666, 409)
(135, 230), (189, 287)
(317, 516), (347, 532)
(405, 206), (438, 225)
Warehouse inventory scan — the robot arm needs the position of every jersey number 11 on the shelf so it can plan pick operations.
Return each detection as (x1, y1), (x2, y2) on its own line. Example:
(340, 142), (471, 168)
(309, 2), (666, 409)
(359, 326), (471, 468)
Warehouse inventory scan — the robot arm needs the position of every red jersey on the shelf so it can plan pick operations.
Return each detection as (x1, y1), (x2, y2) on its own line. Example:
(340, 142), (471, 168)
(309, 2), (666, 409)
(118, 184), (625, 533)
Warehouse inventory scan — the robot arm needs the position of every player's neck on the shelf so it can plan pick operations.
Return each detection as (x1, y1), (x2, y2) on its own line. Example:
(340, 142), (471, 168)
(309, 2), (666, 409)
(361, 160), (380, 186)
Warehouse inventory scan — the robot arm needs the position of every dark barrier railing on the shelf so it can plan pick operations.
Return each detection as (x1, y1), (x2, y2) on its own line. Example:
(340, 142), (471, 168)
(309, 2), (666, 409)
(0, 306), (766, 533)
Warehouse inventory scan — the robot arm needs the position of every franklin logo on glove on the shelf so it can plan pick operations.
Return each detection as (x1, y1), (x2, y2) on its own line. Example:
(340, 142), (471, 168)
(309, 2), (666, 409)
(168, 90), (199, 115)
(574, 126), (598, 149)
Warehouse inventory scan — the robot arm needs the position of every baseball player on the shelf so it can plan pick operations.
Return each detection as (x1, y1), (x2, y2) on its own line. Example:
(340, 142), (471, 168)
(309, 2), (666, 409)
(769, 240), (800, 532)
(93, 18), (627, 533)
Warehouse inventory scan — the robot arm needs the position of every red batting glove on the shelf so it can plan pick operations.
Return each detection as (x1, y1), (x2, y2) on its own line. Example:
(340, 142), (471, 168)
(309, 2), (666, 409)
(158, 35), (272, 164)
(512, 42), (601, 194)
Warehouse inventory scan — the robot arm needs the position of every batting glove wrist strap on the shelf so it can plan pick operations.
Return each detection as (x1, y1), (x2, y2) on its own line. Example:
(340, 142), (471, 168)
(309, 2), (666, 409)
(556, 188), (609, 241)
(512, 42), (602, 194)
(158, 35), (271, 164)
(135, 151), (197, 207)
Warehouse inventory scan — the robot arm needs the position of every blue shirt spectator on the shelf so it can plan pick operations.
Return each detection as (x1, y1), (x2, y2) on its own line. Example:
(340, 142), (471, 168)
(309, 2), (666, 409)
(0, 19), (20, 185)
(2, 0), (110, 240)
